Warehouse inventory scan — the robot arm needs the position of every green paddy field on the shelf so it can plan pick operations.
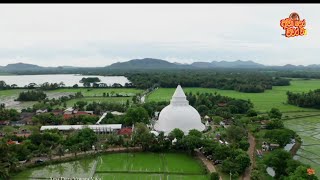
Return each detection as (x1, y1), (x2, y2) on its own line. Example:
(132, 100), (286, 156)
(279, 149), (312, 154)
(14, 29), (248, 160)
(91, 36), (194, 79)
(12, 153), (209, 180)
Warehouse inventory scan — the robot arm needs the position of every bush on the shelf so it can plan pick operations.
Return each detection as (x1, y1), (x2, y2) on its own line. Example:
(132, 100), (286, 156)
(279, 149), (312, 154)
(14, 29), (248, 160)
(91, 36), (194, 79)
(210, 172), (220, 180)
(17, 90), (47, 101)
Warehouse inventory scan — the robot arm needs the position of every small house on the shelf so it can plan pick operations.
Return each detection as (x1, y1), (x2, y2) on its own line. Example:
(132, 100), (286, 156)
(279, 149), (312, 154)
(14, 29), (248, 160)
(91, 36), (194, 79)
(20, 112), (35, 125)
(269, 143), (280, 151)
(10, 120), (26, 126)
(0, 120), (10, 126)
(36, 109), (48, 115)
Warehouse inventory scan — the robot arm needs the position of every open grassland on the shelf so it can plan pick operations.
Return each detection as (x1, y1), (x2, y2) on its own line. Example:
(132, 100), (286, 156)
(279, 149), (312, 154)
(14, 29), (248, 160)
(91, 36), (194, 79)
(0, 88), (142, 110)
(147, 79), (320, 112)
(60, 97), (131, 107)
(284, 114), (320, 177)
(49, 88), (143, 97)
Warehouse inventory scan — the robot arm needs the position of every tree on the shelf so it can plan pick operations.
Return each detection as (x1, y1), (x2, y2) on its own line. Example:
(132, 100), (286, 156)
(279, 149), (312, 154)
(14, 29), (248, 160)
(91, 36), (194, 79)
(221, 149), (250, 175)
(239, 138), (250, 151)
(132, 123), (154, 151)
(0, 140), (18, 179)
(247, 109), (258, 117)
(210, 172), (220, 180)
(197, 105), (209, 116)
(74, 101), (88, 111)
(188, 129), (202, 138)
(124, 107), (149, 125)
(17, 90), (47, 101)
(226, 125), (247, 143)
(65, 128), (98, 153)
(264, 149), (292, 178)
(56, 145), (65, 159)
(73, 84), (79, 88)
(79, 77), (101, 87)
(0, 103), (5, 109)
(285, 165), (318, 180)
(168, 128), (185, 140)
(264, 129), (295, 147)
(213, 116), (223, 125)
(268, 108), (282, 119)
(266, 119), (284, 129)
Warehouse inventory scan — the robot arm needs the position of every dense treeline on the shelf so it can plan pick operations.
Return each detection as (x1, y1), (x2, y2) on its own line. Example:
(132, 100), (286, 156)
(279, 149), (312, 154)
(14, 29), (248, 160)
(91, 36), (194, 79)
(287, 89), (320, 109)
(124, 71), (290, 93)
(16, 90), (47, 101)
(186, 92), (253, 117)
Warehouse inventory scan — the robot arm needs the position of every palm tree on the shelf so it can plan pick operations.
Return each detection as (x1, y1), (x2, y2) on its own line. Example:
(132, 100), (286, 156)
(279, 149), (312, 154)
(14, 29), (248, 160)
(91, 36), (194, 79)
(56, 145), (65, 159)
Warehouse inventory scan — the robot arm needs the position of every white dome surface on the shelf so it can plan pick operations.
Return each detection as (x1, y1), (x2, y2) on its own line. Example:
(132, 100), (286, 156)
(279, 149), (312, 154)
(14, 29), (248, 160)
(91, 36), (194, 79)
(154, 85), (205, 135)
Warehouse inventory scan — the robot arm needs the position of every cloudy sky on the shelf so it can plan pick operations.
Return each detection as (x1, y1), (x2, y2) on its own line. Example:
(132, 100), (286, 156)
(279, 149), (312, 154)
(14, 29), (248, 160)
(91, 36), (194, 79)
(0, 4), (319, 67)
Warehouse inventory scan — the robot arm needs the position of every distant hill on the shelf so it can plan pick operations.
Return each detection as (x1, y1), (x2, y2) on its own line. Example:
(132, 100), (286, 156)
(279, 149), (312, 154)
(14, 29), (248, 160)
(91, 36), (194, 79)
(107, 58), (192, 69)
(2, 59), (320, 73)
(4, 63), (45, 71)
(192, 60), (265, 68)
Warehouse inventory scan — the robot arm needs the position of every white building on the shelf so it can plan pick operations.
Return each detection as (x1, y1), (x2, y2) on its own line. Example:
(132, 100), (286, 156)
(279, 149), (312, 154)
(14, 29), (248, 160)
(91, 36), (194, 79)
(154, 85), (205, 135)
(40, 124), (122, 133)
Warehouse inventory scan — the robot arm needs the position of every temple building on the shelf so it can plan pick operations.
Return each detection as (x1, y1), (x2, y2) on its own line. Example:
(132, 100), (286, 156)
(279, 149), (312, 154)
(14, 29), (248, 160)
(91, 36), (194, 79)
(154, 85), (205, 135)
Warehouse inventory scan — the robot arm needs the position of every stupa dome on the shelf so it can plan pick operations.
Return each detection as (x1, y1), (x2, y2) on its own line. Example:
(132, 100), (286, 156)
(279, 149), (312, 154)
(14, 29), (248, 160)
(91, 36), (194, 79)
(154, 85), (205, 135)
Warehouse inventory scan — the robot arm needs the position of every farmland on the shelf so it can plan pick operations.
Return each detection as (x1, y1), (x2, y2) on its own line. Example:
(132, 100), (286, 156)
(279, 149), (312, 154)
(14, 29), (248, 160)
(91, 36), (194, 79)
(12, 152), (209, 180)
(284, 113), (320, 177)
(147, 79), (320, 113)
(0, 88), (143, 110)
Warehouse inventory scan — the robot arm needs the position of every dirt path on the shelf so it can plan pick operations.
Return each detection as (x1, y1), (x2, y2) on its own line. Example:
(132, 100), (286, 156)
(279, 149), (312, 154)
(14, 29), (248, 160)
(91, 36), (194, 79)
(242, 132), (256, 180)
(195, 149), (223, 180)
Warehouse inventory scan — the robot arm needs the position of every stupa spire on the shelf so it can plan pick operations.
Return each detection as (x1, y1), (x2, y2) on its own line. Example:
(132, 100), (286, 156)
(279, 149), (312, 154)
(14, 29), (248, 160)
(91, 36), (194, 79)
(170, 85), (188, 106)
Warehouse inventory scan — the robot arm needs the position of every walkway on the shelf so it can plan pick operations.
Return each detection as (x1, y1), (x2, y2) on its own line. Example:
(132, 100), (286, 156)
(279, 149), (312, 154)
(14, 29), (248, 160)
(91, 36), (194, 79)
(242, 132), (256, 180)
(195, 149), (222, 180)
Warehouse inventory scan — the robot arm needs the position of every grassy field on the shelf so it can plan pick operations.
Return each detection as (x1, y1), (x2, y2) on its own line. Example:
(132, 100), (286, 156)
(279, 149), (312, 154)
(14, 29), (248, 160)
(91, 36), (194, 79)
(59, 97), (131, 107)
(284, 114), (320, 177)
(0, 88), (142, 110)
(0, 89), (25, 97)
(50, 88), (143, 97)
(147, 79), (320, 112)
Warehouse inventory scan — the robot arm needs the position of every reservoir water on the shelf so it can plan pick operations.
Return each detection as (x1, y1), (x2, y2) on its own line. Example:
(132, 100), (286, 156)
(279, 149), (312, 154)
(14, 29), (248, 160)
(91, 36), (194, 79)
(0, 74), (130, 87)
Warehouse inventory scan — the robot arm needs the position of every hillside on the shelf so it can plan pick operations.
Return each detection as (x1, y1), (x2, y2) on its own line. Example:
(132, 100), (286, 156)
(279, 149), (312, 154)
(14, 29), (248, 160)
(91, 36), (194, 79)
(107, 58), (193, 69)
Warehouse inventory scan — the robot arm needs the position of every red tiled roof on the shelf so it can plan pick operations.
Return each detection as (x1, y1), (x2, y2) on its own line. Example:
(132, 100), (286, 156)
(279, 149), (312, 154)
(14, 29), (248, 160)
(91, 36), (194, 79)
(16, 133), (31, 138)
(118, 128), (132, 136)
(63, 113), (95, 120)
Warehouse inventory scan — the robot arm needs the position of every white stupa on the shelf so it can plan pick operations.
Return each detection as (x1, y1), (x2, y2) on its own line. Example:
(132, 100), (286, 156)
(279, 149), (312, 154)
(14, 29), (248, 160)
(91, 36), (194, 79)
(154, 85), (205, 135)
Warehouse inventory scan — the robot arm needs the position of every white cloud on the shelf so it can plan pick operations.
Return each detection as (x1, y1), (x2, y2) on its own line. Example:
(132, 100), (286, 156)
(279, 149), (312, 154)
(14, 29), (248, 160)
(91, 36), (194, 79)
(0, 4), (319, 66)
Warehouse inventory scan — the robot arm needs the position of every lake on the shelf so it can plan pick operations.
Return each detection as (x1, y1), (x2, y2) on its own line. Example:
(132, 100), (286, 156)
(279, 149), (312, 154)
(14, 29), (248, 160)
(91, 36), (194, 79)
(0, 74), (130, 87)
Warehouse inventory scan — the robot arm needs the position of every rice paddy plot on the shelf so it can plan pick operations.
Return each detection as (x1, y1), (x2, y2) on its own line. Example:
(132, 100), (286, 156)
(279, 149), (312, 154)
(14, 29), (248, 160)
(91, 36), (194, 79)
(12, 158), (96, 180)
(94, 173), (164, 180)
(97, 153), (129, 172)
(284, 115), (320, 177)
(164, 153), (206, 174)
